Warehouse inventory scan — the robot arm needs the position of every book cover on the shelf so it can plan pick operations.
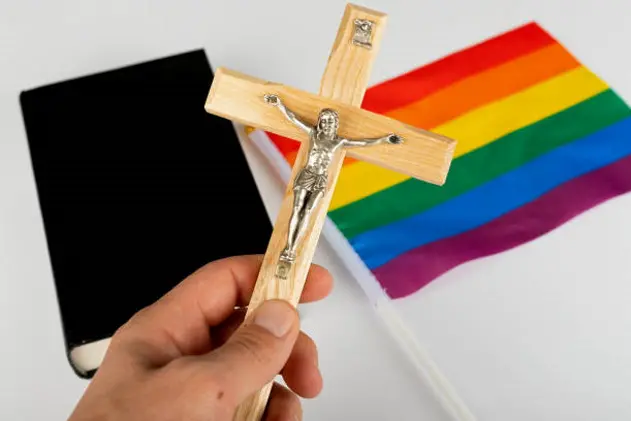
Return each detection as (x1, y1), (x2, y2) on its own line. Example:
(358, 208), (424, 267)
(20, 49), (273, 377)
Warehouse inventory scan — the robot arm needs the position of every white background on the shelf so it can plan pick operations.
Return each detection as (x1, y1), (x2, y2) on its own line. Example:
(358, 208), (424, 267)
(2, 0), (631, 420)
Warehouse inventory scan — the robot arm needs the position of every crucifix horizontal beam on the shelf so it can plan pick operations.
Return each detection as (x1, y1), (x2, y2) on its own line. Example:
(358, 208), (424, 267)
(205, 67), (455, 185)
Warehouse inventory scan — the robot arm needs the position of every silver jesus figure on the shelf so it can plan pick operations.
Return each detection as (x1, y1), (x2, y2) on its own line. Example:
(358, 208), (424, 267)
(264, 94), (404, 263)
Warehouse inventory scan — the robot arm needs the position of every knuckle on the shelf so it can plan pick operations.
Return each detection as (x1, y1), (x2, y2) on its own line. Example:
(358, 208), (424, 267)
(108, 322), (135, 350)
(166, 355), (196, 373)
(228, 329), (274, 365)
(113, 306), (151, 338)
(268, 385), (302, 421)
(302, 331), (316, 348)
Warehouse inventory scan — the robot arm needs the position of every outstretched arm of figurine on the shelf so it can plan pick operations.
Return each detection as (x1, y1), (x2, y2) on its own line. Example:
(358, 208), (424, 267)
(264, 94), (312, 134)
(342, 133), (404, 148)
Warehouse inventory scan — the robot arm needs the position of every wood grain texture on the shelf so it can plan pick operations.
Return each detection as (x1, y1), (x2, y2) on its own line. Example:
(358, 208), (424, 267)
(230, 4), (391, 421)
(205, 69), (456, 186)
(319, 3), (386, 104)
(206, 4), (454, 421)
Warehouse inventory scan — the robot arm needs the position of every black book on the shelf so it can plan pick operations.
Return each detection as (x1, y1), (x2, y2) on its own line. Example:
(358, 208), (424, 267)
(19, 49), (272, 378)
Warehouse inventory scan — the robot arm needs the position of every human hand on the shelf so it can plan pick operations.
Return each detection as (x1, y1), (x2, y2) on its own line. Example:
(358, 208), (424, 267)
(67, 255), (333, 421)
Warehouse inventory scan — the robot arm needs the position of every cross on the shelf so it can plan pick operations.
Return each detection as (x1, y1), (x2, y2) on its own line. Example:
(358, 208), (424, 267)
(204, 4), (456, 420)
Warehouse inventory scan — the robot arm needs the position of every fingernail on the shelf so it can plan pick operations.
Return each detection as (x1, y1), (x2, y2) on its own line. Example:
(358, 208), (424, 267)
(253, 300), (294, 338)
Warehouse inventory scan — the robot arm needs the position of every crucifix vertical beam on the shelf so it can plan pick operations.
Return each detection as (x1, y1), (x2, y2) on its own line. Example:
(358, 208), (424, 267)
(205, 4), (456, 420)
(238, 5), (386, 419)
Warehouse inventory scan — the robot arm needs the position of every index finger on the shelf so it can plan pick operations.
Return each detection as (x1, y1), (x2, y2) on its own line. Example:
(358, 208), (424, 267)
(112, 254), (332, 366)
(186, 254), (333, 313)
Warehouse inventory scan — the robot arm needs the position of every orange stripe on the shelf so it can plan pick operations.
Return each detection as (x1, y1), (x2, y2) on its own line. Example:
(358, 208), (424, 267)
(362, 22), (556, 114)
(387, 43), (580, 131)
(286, 150), (298, 166)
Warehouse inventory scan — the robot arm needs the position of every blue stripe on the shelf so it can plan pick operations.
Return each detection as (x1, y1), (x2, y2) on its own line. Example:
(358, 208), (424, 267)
(352, 116), (631, 269)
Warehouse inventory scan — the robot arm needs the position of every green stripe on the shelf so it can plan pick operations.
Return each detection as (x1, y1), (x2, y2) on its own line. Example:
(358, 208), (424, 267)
(330, 89), (631, 239)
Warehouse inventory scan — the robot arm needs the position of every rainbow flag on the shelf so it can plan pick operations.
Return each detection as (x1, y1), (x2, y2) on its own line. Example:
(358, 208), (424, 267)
(255, 22), (631, 299)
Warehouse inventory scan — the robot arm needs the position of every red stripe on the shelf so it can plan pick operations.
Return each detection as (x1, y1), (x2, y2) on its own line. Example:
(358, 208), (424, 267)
(267, 22), (556, 157)
(372, 154), (631, 299)
(267, 132), (298, 157)
(362, 22), (556, 114)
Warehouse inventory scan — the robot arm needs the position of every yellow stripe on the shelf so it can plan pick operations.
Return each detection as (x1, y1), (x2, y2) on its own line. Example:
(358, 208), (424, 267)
(329, 66), (608, 211)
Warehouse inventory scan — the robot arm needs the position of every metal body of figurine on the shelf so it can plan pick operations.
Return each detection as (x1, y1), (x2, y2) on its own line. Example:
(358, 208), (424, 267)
(263, 93), (403, 268)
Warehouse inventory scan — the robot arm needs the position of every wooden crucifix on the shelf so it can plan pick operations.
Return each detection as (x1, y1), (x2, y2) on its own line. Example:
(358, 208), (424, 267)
(204, 3), (456, 420)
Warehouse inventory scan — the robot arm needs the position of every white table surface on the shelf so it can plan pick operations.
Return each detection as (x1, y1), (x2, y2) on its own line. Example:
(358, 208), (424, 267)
(2, 0), (631, 420)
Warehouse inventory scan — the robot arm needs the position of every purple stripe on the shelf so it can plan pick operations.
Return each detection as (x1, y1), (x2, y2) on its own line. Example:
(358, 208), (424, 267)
(372, 154), (631, 299)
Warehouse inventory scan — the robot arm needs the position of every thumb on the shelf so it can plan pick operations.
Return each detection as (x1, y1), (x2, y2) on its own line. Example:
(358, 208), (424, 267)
(204, 299), (300, 404)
